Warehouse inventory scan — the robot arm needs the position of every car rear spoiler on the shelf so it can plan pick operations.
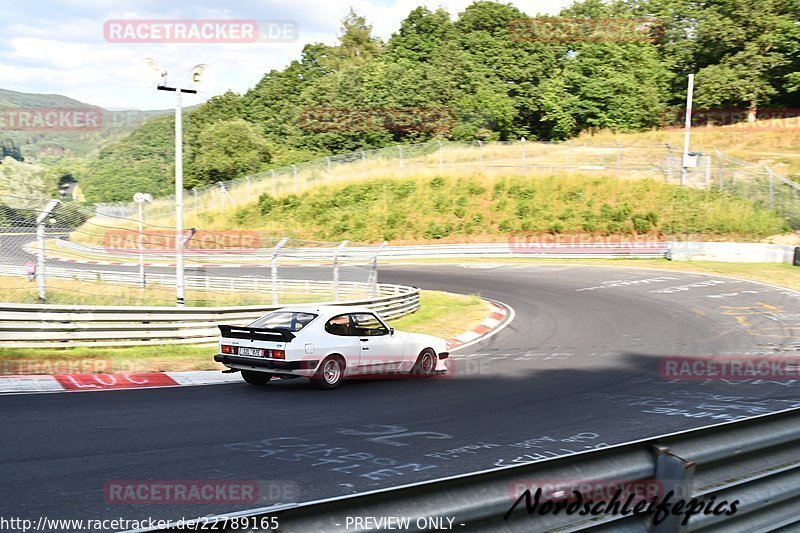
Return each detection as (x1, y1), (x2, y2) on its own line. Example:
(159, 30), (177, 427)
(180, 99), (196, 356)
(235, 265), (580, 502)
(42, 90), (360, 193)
(218, 325), (295, 342)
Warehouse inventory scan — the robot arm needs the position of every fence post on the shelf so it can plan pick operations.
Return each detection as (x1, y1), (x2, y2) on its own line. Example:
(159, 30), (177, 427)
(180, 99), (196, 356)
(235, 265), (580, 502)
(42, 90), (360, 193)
(665, 144), (674, 183)
(217, 182), (226, 211)
(360, 151), (366, 177)
(271, 237), (289, 305)
(36, 200), (61, 303)
(650, 444), (696, 533)
(520, 137), (526, 165)
(437, 141), (443, 173)
(333, 240), (349, 301)
(765, 165), (775, 210)
(369, 241), (388, 297)
(566, 140), (572, 172)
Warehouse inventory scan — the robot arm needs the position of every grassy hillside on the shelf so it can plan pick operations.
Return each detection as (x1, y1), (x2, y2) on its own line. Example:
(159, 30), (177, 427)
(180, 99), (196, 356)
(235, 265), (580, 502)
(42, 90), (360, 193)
(124, 173), (789, 244)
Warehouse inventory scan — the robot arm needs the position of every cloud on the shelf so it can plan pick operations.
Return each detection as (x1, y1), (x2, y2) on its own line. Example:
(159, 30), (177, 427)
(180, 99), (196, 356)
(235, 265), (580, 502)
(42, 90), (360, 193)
(0, 0), (572, 110)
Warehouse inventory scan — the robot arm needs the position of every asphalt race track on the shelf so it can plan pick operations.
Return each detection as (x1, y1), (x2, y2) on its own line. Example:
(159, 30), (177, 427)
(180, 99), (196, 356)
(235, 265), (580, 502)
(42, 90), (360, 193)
(2, 263), (800, 529)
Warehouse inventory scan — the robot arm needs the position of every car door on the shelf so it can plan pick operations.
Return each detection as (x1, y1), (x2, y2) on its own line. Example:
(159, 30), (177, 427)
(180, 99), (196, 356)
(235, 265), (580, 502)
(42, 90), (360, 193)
(349, 312), (404, 374)
(322, 314), (362, 374)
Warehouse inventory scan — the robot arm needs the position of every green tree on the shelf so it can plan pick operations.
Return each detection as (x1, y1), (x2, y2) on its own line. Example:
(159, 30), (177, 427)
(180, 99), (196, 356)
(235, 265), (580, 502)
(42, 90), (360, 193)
(190, 119), (270, 185)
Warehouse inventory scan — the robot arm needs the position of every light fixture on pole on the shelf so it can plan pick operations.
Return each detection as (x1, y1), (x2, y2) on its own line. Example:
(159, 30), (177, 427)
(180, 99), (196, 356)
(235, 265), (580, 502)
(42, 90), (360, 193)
(681, 73), (695, 187)
(137, 59), (213, 307)
(133, 192), (152, 289)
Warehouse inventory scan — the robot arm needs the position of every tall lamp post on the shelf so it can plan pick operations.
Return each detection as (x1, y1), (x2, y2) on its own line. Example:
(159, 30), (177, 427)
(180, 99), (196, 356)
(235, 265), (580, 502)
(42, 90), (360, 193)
(138, 59), (213, 307)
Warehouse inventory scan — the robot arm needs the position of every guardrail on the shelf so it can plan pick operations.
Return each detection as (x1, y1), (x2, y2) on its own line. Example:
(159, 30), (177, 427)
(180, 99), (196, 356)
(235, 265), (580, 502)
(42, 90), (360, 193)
(53, 239), (670, 261)
(0, 283), (419, 347)
(0, 263), (374, 298)
(51, 239), (798, 264)
(150, 407), (800, 532)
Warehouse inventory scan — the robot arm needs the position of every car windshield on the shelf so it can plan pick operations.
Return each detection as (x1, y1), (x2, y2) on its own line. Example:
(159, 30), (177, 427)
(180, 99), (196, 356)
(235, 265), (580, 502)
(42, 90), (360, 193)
(248, 311), (317, 332)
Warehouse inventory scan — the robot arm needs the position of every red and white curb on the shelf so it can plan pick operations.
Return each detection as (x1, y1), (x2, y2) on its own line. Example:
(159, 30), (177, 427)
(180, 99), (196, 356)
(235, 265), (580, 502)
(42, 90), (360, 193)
(0, 371), (241, 395)
(446, 300), (514, 352)
(0, 300), (513, 394)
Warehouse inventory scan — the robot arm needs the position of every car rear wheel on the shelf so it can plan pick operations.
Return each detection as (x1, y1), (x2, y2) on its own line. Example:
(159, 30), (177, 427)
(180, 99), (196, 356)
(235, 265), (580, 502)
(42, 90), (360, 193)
(311, 356), (345, 390)
(241, 370), (272, 385)
(412, 349), (437, 377)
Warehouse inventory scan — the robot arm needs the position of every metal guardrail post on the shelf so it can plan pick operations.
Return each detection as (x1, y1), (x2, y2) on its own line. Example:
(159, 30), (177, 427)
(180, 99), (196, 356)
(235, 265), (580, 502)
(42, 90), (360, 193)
(650, 444), (696, 533)
(332, 240), (348, 301)
(271, 237), (289, 305)
(35, 200), (61, 303)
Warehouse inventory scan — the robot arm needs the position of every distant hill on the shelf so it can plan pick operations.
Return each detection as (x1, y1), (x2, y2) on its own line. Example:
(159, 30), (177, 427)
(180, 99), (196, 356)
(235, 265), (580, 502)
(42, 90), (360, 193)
(0, 88), (172, 160)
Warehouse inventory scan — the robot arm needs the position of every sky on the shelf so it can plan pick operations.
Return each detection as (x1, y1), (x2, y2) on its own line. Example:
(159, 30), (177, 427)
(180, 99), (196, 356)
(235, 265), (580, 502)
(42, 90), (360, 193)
(0, 0), (573, 111)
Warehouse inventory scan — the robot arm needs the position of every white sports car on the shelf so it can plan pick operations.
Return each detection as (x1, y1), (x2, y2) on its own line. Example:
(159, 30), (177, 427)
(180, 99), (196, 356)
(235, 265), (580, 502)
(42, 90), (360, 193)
(214, 305), (449, 389)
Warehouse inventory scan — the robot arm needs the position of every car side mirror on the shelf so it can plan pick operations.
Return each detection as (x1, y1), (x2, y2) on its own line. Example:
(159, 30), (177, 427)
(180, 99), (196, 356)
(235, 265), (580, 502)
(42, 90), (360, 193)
(389, 327), (395, 335)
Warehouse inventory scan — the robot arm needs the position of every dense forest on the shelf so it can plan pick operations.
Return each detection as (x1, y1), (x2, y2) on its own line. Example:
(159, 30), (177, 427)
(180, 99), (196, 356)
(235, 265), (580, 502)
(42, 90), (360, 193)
(77, 0), (799, 202)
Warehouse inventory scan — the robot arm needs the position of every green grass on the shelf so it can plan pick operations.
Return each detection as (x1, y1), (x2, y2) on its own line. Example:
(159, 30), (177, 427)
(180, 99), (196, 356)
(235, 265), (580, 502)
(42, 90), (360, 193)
(188, 174), (790, 243)
(0, 275), (356, 306)
(0, 290), (488, 373)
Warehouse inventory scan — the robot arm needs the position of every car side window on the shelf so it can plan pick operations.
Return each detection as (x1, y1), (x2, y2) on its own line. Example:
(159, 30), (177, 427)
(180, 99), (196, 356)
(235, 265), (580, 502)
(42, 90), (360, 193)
(325, 314), (352, 336)
(351, 313), (389, 336)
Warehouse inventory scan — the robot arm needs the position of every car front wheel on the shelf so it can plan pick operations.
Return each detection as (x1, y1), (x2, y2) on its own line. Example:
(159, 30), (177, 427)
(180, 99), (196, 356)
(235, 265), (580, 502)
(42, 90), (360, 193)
(412, 349), (438, 377)
(241, 370), (272, 385)
(311, 356), (345, 390)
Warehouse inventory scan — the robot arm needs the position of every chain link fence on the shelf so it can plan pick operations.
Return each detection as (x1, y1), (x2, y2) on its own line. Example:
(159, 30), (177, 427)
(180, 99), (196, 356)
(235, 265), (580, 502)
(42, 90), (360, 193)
(0, 196), (385, 307)
(94, 139), (800, 232)
(3, 140), (796, 307)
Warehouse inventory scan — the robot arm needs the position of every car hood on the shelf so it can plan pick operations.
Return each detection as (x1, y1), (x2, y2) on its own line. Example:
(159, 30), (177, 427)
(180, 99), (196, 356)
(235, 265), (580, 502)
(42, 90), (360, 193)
(395, 330), (448, 351)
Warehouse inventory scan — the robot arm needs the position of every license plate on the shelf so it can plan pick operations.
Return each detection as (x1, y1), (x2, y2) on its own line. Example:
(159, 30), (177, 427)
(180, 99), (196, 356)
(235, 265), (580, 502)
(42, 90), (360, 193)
(238, 347), (263, 357)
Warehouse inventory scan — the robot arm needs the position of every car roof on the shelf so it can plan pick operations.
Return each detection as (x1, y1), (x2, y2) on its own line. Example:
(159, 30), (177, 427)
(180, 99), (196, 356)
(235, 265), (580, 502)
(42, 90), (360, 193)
(273, 305), (376, 317)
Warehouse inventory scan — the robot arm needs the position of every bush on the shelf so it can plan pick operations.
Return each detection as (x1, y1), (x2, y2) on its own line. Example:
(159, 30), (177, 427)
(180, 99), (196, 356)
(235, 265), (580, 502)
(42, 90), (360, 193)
(258, 193), (276, 214)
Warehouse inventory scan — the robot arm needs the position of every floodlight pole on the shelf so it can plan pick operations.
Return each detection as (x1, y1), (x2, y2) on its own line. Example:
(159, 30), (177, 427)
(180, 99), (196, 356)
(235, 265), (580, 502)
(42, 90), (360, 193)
(158, 84), (197, 307)
(681, 74), (694, 187)
(36, 200), (61, 303)
(138, 201), (145, 288)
